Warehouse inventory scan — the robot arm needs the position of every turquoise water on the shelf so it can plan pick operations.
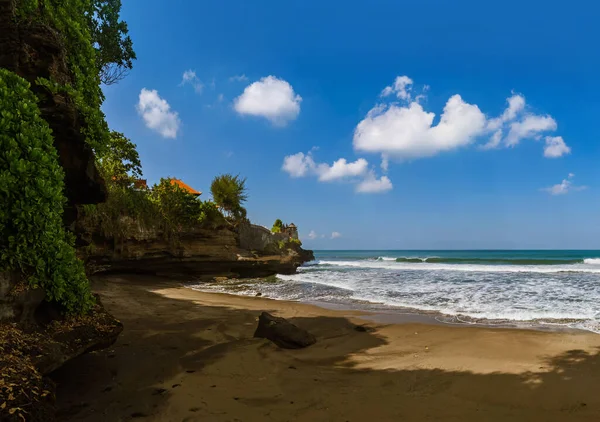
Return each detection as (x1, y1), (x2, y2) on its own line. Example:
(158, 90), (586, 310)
(314, 250), (600, 265)
(192, 250), (600, 333)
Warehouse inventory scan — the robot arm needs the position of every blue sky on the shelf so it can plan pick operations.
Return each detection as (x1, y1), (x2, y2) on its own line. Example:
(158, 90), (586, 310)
(102, 0), (600, 249)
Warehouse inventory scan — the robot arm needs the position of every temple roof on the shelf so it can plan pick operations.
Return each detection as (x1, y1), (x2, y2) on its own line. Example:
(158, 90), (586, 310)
(170, 178), (202, 196)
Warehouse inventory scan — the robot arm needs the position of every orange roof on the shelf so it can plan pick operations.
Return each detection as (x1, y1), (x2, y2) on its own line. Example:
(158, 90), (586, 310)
(170, 178), (202, 196)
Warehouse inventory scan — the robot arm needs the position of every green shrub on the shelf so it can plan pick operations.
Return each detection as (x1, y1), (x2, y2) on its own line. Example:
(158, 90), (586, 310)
(198, 200), (226, 228)
(210, 174), (248, 220)
(0, 70), (93, 314)
(272, 219), (283, 233)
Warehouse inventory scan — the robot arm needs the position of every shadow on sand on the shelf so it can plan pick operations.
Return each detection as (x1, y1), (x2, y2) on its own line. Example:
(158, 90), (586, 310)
(51, 275), (600, 422)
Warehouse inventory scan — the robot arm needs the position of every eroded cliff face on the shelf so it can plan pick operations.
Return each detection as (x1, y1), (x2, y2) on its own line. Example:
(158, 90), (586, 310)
(0, 4), (120, 420)
(0, 5), (106, 211)
(82, 221), (314, 279)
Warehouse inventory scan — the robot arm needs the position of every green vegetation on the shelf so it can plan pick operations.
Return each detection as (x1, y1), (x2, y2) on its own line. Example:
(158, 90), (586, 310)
(210, 174), (248, 221)
(82, 134), (228, 243)
(272, 219), (284, 233)
(87, 0), (137, 85)
(0, 0), (135, 314)
(0, 70), (93, 314)
(277, 238), (302, 251)
(17, 0), (112, 154)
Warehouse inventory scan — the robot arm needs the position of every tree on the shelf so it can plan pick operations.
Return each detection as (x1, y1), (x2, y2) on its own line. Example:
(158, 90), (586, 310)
(86, 0), (137, 85)
(210, 174), (248, 219)
(272, 219), (284, 233)
(0, 70), (93, 314)
(97, 131), (142, 186)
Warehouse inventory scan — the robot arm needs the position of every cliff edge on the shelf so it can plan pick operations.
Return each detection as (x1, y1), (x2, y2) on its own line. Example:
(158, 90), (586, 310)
(81, 220), (315, 278)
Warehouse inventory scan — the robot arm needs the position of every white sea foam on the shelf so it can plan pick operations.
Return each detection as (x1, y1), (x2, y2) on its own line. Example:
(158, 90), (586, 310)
(189, 255), (600, 334)
(317, 259), (600, 274)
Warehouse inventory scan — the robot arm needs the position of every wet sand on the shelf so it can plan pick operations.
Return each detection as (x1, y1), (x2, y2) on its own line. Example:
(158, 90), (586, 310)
(52, 274), (600, 421)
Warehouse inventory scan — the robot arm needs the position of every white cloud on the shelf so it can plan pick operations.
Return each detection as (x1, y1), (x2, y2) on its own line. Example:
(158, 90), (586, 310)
(180, 70), (203, 94)
(381, 75), (414, 101)
(354, 94), (487, 159)
(381, 155), (389, 172)
(505, 115), (557, 146)
(234, 76), (302, 125)
(281, 152), (315, 178)
(331, 232), (342, 239)
(281, 152), (368, 182)
(136, 89), (181, 139)
(487, 94), (526, 131)
(542, 173), (586, 195)
(282, 151), (392, 194)
(358, 78), (569, 163)
(356, 172), (393, 194)
(543, 136), (571, 158)
(307, 230), (318, 240)
(317, 158), (368, 182)
(229, 74), (249, 82)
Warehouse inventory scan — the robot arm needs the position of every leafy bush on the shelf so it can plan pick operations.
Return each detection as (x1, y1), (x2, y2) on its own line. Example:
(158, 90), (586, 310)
(272, 219), (283, 233)
(0, 70), (93, 314)
(17, 0), (112, 155)
(210, 174), (248, 220)
(289, 238), (302, 246)
(149, 178), (203, 232)
(198, 200), (226, 229)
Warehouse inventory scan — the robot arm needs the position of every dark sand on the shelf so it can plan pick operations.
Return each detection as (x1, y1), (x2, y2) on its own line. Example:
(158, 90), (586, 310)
(52, 275), (600, 421)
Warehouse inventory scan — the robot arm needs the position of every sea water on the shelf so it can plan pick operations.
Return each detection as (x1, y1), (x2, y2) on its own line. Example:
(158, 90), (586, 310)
(189, 250), (600, 333)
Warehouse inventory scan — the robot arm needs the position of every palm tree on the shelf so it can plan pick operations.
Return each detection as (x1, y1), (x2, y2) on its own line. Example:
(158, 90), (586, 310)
(210, 174), (248, 219)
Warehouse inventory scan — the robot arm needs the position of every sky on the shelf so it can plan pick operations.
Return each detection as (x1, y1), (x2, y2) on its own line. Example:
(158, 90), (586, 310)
(102, 0), (600, 250)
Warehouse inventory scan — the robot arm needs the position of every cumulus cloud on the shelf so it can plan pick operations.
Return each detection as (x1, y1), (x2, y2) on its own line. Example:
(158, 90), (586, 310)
(281, 152), (368, 182)
(180, 70), (203, 94)
(543, 136), (571, 158)
(354, 95), (487, 159)
(381, 75), (414, 101)
(356, 172), (393, 193)
(505, 115), (557, 146)
(542, 173), (586, 195)
(281, 152), (315, 178)
(282, 151), (391, 194)
(136, 89), (181, 139)
(318, 158), (369, 182)
(356, 78), (569, 164)
(307, 230), (318, 240)
(331, 232), (342, 239)
(234, 76), (302, 125)
(229, 74), (249, 82)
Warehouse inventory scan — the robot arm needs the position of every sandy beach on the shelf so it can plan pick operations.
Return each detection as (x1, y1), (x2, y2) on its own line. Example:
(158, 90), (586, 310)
(51, 275), (600, 421)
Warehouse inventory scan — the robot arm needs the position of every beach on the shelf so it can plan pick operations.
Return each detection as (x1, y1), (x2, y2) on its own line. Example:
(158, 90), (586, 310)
(51, 274), (600, 421)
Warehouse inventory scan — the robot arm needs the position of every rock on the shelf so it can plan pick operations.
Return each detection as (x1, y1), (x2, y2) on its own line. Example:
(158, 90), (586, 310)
(0, 6), (106, 210)
(0, 271), (46, 324)
(354, 324), (375, 333)
(81, 226), (314, 279)
(255, 292), (262, 297)
(253, 312), (316, 349)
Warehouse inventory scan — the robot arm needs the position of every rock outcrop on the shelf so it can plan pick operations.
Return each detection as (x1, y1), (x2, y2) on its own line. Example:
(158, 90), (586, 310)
(254, 311), (317, 349)
(0, 3), (118, 420)
(82, 223), (314, 278)
(0, 0), (106, 222)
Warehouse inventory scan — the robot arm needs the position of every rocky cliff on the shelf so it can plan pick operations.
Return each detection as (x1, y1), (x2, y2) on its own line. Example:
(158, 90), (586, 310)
(82, 221), (314, 279)
(0, 2), (120, 420)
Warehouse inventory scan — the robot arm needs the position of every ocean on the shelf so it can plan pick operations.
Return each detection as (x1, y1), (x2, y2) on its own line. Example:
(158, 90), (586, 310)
(190, 250), (600, 333)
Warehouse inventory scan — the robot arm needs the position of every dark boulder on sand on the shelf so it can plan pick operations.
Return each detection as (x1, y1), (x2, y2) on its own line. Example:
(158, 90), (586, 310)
(254, 312), (316, 349)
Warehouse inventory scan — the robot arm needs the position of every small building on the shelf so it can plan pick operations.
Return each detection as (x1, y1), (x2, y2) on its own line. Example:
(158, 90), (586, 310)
(169, 178), (202, 197)
(284, 223), (299, 239)
(133, 179), (147, 190)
